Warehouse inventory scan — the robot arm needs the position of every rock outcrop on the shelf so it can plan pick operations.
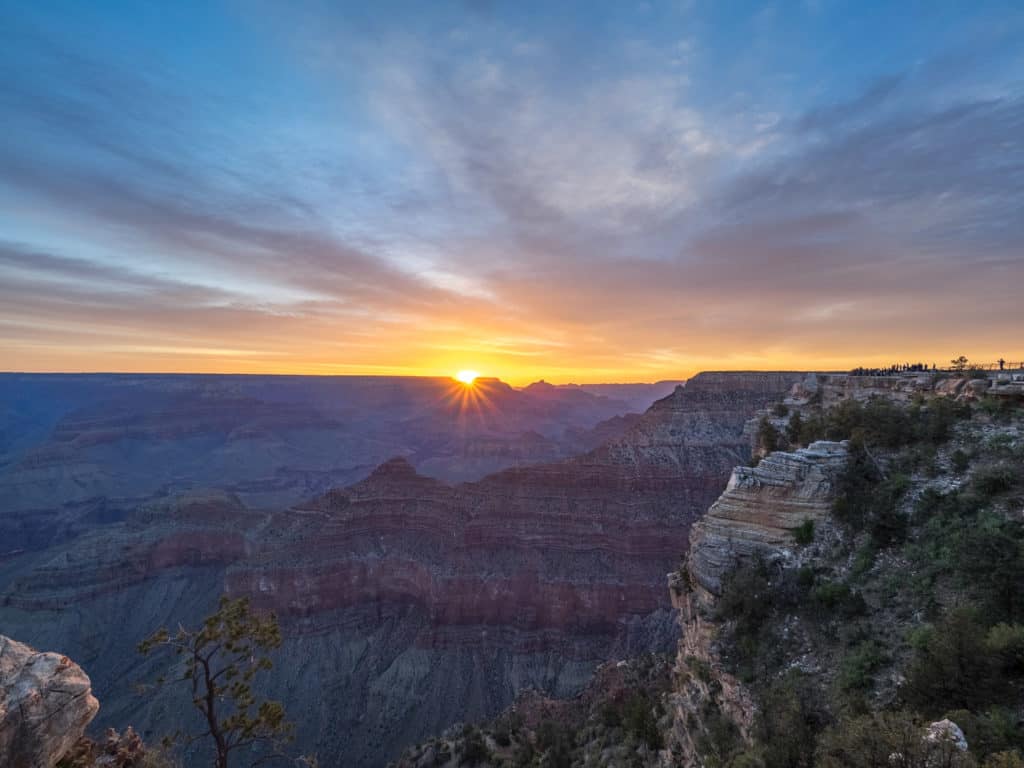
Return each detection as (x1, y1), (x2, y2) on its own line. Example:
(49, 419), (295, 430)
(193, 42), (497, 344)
(0, 635), (99, 768)
(666, 441), (848, 763)
(785, 371), (993, 409)
(687, 441), (848, 594)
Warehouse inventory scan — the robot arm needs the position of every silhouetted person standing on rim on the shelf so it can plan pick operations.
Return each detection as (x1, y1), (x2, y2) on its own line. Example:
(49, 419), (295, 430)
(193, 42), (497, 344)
(999, 358), (1006, 370)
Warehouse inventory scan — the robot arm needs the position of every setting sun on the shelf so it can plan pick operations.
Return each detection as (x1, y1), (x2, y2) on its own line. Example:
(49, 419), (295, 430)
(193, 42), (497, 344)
(455, 369), (480, 385)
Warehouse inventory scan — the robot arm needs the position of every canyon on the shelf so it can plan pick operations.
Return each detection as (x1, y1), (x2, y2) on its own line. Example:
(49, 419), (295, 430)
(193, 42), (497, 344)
(667, 440), (850, 762)
(0, 371), (799, 766)
(0, 374), (681, 554)
(389, 371), (1023, 767)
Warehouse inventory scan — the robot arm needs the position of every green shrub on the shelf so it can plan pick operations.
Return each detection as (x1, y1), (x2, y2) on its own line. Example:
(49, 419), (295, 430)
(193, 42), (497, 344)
(622, 691), (662, 750)
(945, 707), (1024, 761)
(833, 432), (882, 531)
(797, 566), (816, 588)
(906, 625), (933, 651)
(717, 559), (774, 632)
(535, 721), (573, 768)
(985, 624), (1024, 674)
(696, 702), (743, 766)
(801, 395), (969, 448)
(812, 581), (867, 618)
(983, 751), (1024, 768)
(792, 519), (815, 546)
(716, 558), (785, 682)
(903, 608), (1007, 714)
(754, 673), (827, 768)
(980, 396), (1022, 421)
(954, 515), (1024, 621)
(833, 434), (910, 545)
(758, 416), (784, 454)
(952, 448), (971, 472)
(984, 434), (1017, 456)
(838, 640), (885, 692)
(787, 411), (804, 447)
(850, 541), (877, 580)
(816, 711), (975, 768)
(492, 719), (512, 747)
(459, 726), (490, 766)
(913, 486), (947, 525)
(869, 473), (911, 545)
(811, 580), (848, 609)
(686, 655), (713, 683)
(599, 699), (622, 728)
(973, 462), (1019, 497)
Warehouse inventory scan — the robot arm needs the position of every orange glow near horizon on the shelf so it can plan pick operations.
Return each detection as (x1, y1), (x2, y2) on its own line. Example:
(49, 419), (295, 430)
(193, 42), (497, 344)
(455, 369), (480, 385)
(3, 3), (1023, 396)
(435, 374), (505, 431)
(4, 336), (1023, 387)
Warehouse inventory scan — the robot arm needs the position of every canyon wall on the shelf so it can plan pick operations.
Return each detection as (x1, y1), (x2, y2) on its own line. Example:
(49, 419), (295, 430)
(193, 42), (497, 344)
(0, 374), (650, 554)
(666, 440), (848, 763)
(0, 372), (802, 766)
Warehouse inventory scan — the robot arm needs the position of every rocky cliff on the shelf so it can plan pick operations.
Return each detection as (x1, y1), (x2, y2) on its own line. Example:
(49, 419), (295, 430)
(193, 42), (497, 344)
(686, 441), (849, 595)
(663, 375), (1024, 766)
(0, 635), (99, 768)
(383, 375), (1024, 766)
(667, 441), (848, 763)
(0, 371), (803, 766)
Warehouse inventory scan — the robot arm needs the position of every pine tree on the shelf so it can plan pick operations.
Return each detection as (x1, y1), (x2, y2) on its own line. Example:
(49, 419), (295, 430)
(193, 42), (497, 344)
(138, 596), (315, 768)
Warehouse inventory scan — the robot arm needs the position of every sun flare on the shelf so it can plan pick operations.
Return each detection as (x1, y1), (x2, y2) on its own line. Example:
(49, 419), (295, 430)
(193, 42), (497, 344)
(455, 369), (480, 385)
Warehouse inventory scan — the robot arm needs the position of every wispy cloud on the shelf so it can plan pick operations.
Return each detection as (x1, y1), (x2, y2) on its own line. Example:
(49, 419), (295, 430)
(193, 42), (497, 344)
(0, 2), (1022, 380)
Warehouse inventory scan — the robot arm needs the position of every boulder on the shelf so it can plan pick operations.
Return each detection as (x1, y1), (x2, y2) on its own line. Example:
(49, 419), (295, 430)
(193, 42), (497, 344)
(926, 719), (969, 752)
(0, 635), (99, 768)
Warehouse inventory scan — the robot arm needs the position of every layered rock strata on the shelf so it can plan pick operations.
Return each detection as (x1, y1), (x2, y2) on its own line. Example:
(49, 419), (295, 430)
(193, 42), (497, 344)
(667, 441), (848, 763)
(687, 441), (848, 594)
(0, 372), (803, 766)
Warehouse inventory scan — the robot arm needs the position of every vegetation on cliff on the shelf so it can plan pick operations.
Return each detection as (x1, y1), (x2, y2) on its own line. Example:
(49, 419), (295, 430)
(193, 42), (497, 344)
(390, 654), (672, 768)
(706, 391), (1024, 767)
(387, 382), (1023, 768)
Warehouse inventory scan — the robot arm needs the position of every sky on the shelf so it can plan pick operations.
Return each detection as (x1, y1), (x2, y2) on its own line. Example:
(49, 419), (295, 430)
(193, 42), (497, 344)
(1, 1), (1022, 385)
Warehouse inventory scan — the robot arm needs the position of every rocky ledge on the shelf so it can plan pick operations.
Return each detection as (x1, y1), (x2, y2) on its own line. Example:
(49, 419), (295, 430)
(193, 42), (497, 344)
(0, 635), (99, 768)
(687, 441), (848, 595)
(667, 441), (848, 763)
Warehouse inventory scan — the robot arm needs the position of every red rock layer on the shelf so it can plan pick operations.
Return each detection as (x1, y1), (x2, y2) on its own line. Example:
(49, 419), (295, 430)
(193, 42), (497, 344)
(4, 372), (804, 651)
(220, 373), (805, 645)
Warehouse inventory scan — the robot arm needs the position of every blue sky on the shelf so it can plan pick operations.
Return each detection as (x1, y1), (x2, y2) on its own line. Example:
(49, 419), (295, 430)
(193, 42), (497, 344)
(1, 1), (1022, 381)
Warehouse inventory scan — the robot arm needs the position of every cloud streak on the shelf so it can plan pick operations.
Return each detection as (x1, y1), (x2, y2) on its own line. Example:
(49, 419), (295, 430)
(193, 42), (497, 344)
(0, 2), (1022, 381)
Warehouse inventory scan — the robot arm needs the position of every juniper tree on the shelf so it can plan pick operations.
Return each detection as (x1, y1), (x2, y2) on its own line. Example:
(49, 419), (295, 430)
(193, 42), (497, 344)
(786, 410), (804, 448)
(138, 596), (311, 768)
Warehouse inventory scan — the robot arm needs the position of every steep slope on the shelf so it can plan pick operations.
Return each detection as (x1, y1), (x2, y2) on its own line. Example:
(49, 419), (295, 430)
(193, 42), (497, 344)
(667, 377), (1024, 767)
(667, 441), (848, 763)
(0, 372), (803, 766)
